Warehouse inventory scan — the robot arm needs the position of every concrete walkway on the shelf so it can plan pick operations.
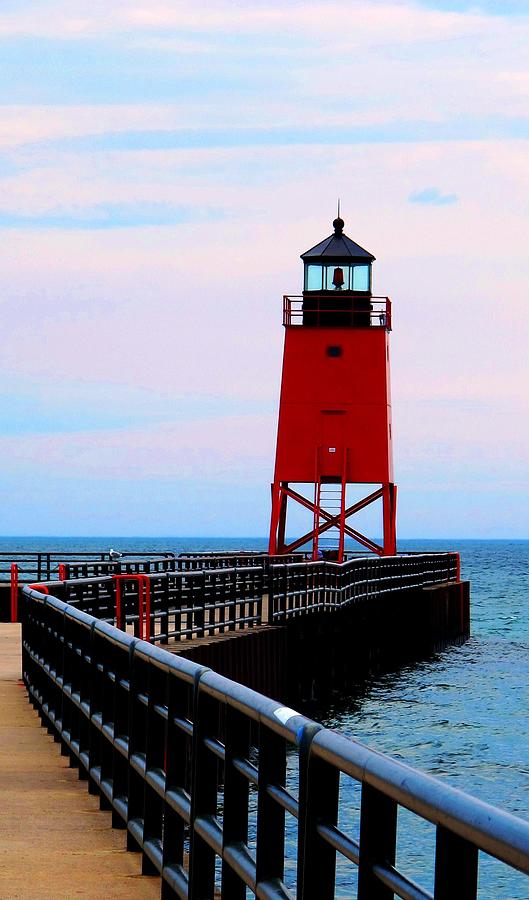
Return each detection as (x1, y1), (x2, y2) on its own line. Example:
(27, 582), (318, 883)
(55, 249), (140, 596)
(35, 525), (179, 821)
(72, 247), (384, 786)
(0, 624), (160, 899)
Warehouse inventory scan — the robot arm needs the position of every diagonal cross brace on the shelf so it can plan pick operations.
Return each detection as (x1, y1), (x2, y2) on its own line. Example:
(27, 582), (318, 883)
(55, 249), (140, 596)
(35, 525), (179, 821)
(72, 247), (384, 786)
(281, 486), (384, 555)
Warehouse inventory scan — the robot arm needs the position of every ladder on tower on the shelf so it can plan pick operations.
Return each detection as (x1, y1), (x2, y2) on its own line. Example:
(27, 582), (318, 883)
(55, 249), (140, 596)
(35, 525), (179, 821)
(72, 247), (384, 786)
(312, 449), (348, 561)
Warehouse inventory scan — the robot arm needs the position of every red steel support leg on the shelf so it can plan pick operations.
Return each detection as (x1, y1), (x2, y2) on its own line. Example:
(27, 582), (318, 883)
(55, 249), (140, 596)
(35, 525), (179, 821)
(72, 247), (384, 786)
(338, 451), (348, 563)
(269, 482), (281, 555)
(312, 480), (322, 560)
(392, 484), (398, 552)
(277, 483), (288, 553)
(10, 564), (18, 622)
(382, 483), (397, 556)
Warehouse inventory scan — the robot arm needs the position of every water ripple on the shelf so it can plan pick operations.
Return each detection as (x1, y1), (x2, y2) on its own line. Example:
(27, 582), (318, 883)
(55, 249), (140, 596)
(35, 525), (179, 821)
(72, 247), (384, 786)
(320, 540), (529, 898)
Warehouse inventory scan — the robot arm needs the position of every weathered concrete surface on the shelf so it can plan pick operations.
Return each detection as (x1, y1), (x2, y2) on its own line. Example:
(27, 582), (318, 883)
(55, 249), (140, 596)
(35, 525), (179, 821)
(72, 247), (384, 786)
(0, 624), (160, 899)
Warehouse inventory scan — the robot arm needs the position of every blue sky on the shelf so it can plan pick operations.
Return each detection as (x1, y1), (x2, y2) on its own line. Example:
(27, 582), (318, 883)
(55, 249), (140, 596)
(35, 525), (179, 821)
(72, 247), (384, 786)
(0, 0), (528, 538)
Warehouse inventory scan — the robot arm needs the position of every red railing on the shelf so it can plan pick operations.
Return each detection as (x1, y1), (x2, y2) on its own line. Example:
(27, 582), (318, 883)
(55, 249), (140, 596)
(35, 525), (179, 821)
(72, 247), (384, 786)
(10, 563), (18, 622)
(113, 574), (152, 642)
(283, 294), (391, 329)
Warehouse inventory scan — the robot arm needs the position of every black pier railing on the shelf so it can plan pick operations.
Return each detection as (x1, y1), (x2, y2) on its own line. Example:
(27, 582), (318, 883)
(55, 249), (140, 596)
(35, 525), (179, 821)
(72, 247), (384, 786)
(269, 553), (459, 620)
(43, 565), (265, 642)
(22, 585), (529, 899)
(18, 553), (460, 641)
(2, 550), (176, 584)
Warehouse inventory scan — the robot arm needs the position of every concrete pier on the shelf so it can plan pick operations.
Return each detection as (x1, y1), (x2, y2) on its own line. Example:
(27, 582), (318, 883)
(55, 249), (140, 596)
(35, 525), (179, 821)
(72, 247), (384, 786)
(0, 624), (160, 899)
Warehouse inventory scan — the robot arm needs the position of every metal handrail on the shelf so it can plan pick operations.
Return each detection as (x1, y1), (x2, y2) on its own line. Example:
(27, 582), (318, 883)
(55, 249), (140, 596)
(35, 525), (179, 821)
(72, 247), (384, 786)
(269, 552), (459, 622)
(24, 565), (266, 642)
(21, 586), (529, 899)
(11, 552), (458, 633)
(283, 294), (392, 329)
(0, 550), (175, 584)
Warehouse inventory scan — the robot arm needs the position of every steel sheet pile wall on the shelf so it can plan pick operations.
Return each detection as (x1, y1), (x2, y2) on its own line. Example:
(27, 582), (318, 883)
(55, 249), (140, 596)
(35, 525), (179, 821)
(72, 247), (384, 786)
(21, 586), (529, 900)
(268, 554), (467, 700)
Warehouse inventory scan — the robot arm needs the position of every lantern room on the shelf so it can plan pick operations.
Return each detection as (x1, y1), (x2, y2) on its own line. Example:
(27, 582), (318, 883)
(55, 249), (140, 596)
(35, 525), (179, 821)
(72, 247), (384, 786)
(300, 217), (378, 329)
(301, 216), (375, 294)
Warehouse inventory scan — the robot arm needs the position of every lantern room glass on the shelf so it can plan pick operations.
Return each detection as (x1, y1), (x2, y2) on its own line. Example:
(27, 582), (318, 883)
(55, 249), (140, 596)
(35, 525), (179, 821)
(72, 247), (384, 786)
(353, 265), (369, 291)
(306, 264), (323, 291)
(304, 263), (371, 292)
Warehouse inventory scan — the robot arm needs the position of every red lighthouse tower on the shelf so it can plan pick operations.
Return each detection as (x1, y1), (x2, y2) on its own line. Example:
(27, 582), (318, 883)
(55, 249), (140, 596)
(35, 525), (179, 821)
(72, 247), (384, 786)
(269, 215), (396, 561)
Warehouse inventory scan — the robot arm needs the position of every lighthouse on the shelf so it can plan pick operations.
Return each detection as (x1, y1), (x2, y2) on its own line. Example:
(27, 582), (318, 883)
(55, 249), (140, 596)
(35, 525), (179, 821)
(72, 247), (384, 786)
(269, 215), (397, 561)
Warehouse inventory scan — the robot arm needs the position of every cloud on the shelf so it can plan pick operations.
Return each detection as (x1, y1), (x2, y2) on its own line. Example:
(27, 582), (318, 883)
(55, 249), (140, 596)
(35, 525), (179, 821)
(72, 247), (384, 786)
(0, 1), (528, 535)
(1, 3), (529, 141)
(417, 1), (528, 14)
(0, 201), (224, 230)
(0, 2), (489, 40)
(0, 413), (275, 480)
(409, 187), (458, 205)
(0, 104), (182, 150)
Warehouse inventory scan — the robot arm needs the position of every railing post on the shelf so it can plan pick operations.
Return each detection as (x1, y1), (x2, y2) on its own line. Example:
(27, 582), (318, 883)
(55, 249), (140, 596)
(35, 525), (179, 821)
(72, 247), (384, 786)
(126, 638), (145, 852)
(10, 563), (19, 622)
(358, 783), (397, 900)
(137, 578), (144, 640)
(267, 565), (275, 625)
(434, 826), (478, 899)
(221, 705), (251, 899)
(142, 659), (165, 875)
(193, 571), (206, 639)
(189, 669), (217, 899)
(114, 577), (123, 630)
(87, 620), (101, 797)
(142, 576), (151, 642)
(256, 725), (287, 890)
(160, 574), (170, 644)
(297, 724), (339, 900)
(161, 664), (190, 894)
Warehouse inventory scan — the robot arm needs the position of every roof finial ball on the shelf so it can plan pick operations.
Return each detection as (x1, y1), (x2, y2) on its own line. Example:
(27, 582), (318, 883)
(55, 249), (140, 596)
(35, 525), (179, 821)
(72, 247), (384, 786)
(333, 198), (344, 234)
(333, 215), (345, 235)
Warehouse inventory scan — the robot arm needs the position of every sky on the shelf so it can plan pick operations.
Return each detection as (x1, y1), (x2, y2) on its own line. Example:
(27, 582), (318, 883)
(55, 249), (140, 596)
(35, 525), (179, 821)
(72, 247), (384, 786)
(0, 0), (528, 539)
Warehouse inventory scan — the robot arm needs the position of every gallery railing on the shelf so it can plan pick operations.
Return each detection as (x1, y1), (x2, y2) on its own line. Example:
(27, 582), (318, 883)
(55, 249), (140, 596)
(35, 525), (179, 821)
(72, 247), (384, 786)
(21, 585), (529, 899)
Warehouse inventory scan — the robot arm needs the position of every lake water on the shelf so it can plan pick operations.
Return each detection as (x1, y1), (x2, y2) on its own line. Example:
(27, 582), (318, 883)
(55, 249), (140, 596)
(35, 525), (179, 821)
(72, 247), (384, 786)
(3, 536), (528, 897)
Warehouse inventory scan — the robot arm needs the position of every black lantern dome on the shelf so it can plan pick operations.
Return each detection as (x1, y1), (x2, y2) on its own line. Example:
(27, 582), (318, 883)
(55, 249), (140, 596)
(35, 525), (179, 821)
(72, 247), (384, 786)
(301, 217), (375, 294)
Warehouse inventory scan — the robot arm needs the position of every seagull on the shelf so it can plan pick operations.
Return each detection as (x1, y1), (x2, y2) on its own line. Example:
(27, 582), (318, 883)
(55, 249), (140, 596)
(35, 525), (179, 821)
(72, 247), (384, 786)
(109, 548), (123, 560)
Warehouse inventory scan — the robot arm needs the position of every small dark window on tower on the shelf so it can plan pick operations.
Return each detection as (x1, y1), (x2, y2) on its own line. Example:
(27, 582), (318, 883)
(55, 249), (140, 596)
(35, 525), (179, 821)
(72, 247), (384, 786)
(327, 345), (342, 357)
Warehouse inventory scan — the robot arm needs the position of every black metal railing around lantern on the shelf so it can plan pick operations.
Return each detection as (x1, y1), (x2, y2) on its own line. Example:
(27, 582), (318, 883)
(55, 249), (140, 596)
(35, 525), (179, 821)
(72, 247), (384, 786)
(21, 585), (529, 899)
(283, 295), (392, 329)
